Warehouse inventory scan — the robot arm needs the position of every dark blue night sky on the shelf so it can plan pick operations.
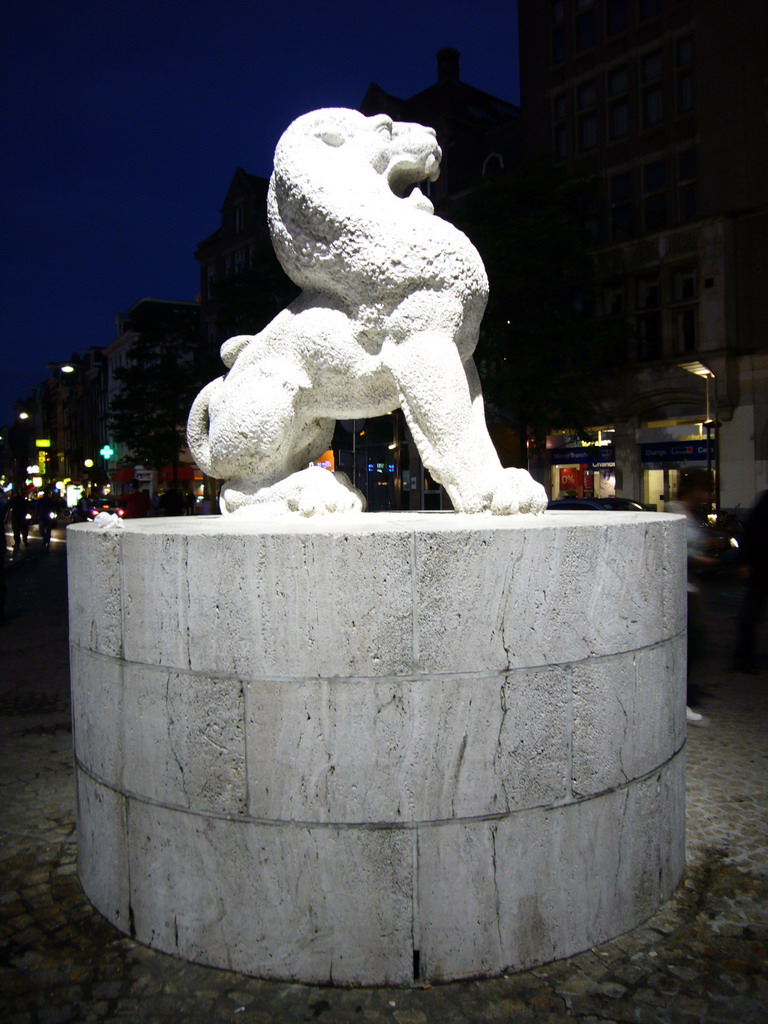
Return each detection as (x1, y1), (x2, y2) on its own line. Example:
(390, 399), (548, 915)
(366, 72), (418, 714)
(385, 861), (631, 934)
(1, 0), (520, 423)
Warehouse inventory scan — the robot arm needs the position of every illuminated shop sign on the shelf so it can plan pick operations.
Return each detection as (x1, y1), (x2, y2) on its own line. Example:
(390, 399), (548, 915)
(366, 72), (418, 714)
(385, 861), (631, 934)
(640, 441), (714, 464)
(550, 445), (615, 467)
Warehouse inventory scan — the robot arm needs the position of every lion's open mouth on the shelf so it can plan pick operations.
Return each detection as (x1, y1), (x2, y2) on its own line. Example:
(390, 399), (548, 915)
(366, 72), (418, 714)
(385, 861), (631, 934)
(387, 152), (440, 214)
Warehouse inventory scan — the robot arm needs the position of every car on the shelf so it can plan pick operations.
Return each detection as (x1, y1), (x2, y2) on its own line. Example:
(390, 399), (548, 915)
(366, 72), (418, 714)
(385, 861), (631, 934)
(71, 499), (126, 522)
(547, 497), (652, 511)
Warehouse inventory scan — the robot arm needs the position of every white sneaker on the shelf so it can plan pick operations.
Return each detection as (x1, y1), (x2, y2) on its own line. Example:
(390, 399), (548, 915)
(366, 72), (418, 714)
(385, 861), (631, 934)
(686, 706), (706, 725)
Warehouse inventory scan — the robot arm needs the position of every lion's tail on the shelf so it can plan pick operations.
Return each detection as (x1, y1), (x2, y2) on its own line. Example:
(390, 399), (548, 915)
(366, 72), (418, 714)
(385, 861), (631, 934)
(187, 378), (223, 478)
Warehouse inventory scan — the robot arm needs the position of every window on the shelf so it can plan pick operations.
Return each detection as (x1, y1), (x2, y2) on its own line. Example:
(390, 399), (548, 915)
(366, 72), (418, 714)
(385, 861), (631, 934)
(483, 152), (504, 176)
(673, 309), (696, 353)
(676, 38), (694, 114)
(609, 98), (630, 138)
(552, 0), (565, 22)
(607, 66), (629, 97)
(554, 122), (568, 161)
(610, 171), (633, 238)
(579, 113), (597, 150)
(607, 66), (630, 139)
(606, 0), (628, 36)
(206, 263), (216, 299)
(604, 283), (625, 315)
(644, 160), (666, 193)
(552, 93), (568, 160)
(575, 10), (596, 51)
(676, 36), (693, 66)
(578, 81), (597, 110)
(642, 84), (664, 126)
(643, 160), (667, 230)
(234, 204), (244, 233)
(641, 51), (664, 128)
(636, 276), (662, 361)
(677, 70), (693, 112)
(636, 276), (660, 309)
(641, 51), (663, 82)
(637, 313), (662, 360)
(678, 149), (696, 220)
(234, 248), (246, 274)
(551, 25), (566, 64)
(638, 0), (662, 19)
(672, 266), (698, 301)
(577, 79), (598, 151)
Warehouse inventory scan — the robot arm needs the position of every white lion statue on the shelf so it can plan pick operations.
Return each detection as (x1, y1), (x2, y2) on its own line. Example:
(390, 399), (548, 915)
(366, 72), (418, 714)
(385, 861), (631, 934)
(187, 108), (547, 517)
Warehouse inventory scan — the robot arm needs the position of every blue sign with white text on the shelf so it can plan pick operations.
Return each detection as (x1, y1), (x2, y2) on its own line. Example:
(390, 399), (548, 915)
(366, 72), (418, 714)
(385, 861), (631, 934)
(641, 441), (714, 464)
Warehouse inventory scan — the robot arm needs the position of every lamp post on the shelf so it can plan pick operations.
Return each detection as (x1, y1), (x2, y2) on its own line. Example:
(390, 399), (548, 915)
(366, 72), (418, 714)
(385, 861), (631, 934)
(679, 360), (719, 513)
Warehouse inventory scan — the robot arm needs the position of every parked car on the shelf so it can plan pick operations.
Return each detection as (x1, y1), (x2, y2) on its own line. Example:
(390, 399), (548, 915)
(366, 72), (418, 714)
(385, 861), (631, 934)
(547, 497), (652, 511)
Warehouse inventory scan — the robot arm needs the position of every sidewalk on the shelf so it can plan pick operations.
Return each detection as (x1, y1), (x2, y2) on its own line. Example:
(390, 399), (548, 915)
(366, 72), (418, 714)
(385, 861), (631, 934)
(1, 531), (766, 1023)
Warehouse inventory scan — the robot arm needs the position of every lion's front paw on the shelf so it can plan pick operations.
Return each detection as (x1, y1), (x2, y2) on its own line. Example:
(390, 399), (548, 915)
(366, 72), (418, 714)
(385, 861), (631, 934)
(489, 468), (548, 515)
(290, 468), (366, 517)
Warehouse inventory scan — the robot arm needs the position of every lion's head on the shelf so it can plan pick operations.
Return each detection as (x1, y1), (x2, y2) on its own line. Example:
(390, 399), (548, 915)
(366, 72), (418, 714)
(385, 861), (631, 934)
(266, 108), (484, 307)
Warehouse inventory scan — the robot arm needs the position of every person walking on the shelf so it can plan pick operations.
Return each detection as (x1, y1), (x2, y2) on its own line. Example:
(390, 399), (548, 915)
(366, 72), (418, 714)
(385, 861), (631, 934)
(36, 489), (55, 548)
(6, 490), (31, 553)
(667, 469), (719, 724)
(733, 490), (768, 673)
(118, 480), (151, 519)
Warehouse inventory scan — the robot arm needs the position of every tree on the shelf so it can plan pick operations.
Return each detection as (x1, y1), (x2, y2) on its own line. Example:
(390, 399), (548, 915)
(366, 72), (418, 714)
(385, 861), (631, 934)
(109, 301), (214, 478)
(446, 162), (628, 453)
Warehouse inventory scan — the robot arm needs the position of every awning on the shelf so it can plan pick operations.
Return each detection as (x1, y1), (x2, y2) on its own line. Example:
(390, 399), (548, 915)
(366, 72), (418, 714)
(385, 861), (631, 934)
(110, 467), (135, 482)
(159, 465), (196, 482)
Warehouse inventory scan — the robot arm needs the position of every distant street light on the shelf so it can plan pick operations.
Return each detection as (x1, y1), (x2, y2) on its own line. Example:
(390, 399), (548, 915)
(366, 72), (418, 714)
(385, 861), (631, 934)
(61, 364), (75, 374)
(679, 360), (719, 511)
(18, 411), (29, 420)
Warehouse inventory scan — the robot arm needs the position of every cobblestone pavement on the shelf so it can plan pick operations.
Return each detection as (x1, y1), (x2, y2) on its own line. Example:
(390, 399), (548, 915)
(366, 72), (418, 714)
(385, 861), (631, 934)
(1, 530), (766, 1023)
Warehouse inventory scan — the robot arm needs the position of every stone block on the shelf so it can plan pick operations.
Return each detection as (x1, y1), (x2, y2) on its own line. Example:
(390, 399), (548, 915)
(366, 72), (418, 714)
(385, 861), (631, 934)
(70, 645), (123, 789)
(76, 771), (130, 934)
(121, 662), (246, 816)
(125, 800), (414, 985)
(66, 527), (123, 657)
(571, 636), (686, 796)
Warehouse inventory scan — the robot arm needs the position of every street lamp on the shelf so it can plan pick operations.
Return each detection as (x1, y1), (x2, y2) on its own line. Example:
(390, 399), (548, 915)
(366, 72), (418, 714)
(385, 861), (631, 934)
(679, 360), (719, 511)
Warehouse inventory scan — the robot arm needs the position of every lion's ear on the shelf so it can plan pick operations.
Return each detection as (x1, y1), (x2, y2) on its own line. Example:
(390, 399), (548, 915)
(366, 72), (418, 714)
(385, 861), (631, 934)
(315, 128), (346, 148)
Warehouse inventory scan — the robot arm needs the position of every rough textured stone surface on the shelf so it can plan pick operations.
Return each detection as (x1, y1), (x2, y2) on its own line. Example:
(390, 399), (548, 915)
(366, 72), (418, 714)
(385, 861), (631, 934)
(5, 536), (767, 1021)
(186, 108), (546, 517)
(68, 512), (686, 986)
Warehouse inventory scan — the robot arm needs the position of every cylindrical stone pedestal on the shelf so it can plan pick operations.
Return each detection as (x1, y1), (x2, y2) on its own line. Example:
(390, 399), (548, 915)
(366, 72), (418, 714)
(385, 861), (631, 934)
(68, 511), (686, 986)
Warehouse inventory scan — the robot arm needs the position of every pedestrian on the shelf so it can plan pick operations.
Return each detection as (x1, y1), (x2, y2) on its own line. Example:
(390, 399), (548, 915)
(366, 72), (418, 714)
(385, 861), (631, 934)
(733, 490), (768, 674)
(158, 485), (184, 517)
(7, 490), (31, 553)
(667, 469), (719, 724)
(0, 542), (6, 624)
(36, 488), (55, 548)
(118, 480), (151, 519)
(186, 490), (196, 515)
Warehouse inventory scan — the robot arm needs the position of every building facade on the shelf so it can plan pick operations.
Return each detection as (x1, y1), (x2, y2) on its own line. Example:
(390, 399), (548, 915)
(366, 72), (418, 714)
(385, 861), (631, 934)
(518, 0), (768, 510)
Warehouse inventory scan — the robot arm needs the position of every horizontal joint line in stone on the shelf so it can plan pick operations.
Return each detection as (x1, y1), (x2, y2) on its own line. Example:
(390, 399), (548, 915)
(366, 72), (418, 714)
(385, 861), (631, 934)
(69, 633), (685, 685)
(74, 746), (685, 831)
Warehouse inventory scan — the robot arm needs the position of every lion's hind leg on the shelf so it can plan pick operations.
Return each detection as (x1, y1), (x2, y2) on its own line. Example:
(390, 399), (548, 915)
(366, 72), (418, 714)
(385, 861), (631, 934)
(219, 415), (365, 517)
